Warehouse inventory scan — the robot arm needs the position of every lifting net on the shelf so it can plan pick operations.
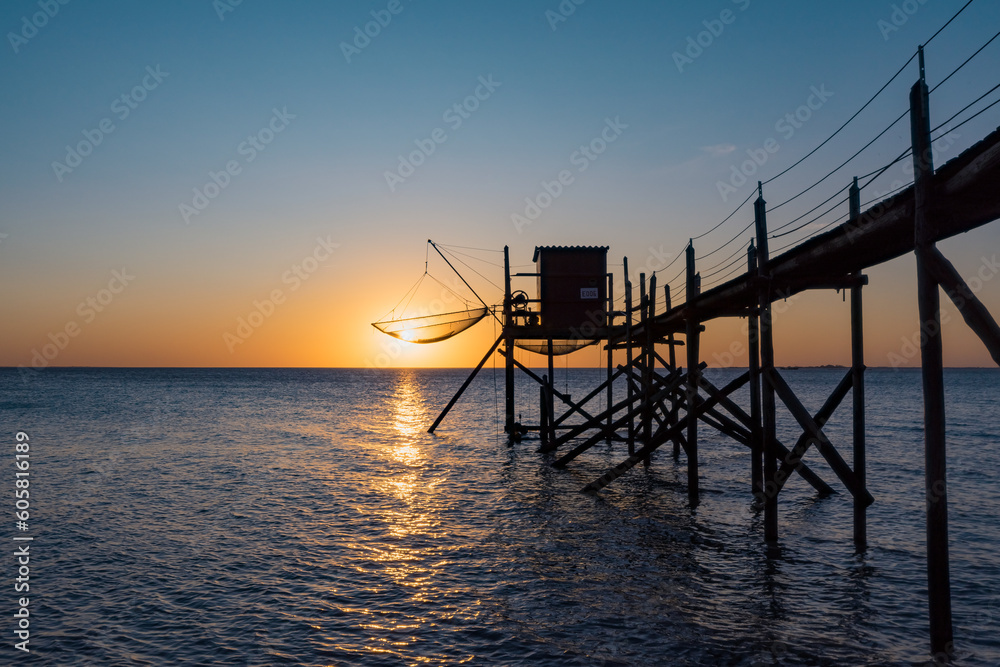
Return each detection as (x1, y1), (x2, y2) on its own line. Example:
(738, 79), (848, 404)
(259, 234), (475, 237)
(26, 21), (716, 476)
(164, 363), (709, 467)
(373, 307), (489, 344)
(514, 339), (597, 356)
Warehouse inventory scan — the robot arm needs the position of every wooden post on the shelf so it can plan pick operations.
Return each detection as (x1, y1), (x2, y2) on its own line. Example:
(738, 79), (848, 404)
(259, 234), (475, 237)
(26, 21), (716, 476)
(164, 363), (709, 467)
(754, 182), (778, 544)
(547, 338), (556, 445)
(504, 246), (515, 436)
(540, 379), (549, 449)
(910, 47), (953, 657)
(748, 242), (763, 499)
(850, 177), (868, 549)
(685, 241), (701, 506)
(624, 257), (635, 454)
(645, 272), (657, 466)
(640, 272), (652, 449)
(607, 273), (614, 443)
(666, 285), (681, 460)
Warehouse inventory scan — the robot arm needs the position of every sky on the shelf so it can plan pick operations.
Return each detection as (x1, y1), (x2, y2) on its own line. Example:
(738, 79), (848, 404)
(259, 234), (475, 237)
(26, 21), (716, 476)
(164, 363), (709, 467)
(1, 0), (999, 369)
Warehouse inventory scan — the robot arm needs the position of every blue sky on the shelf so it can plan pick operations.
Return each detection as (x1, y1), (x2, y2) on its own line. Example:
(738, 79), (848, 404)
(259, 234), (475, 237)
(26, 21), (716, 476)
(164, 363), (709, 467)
(2, 0), (999, 367)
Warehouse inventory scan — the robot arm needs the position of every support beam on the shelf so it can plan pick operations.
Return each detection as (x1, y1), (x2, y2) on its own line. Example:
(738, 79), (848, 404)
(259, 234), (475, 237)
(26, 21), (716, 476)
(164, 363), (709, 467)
(504, 246), (515, 435)
(911, 52), (953, 656)
(582, 372), (748, 494)
(755, 183), (779, 544)
(769, 369), (854, 497)
(624, 256), (635, 454)
(748, 242), (764, 498)
(500, 352), (601, 428)
(922, 246), (1000, 366)
(764, 368), (874, 507)
(607, 273), (614, 443)
(685, 241), (701, 506)
(553, 366), (692, 468)
(666, 284), (681, 460)
(852, 282), (867, 547)
(694, 373), (835, 496)
(429, 334), (505, 433)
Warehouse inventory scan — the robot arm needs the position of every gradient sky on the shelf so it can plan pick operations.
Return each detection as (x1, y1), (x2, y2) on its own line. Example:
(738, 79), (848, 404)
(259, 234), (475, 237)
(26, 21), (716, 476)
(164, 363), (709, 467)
(2, 0), (999, 369)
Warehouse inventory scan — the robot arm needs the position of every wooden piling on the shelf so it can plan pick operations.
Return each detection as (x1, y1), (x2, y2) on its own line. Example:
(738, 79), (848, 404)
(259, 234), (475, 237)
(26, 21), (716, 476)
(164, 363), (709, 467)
(640, 273), (652, 448)
(666, 284), (681, 460)
(685, 241), (701, 505)
(849, 177), (868, 548)
(540, 380), (550, 449)
(504, 246), (515, 436)
(910, 49), (953, 657)
(624, 257), (635, 454)
(607, 273), (614, 443)
(754, 183), (779, 544)
(748, 242), (764, 498)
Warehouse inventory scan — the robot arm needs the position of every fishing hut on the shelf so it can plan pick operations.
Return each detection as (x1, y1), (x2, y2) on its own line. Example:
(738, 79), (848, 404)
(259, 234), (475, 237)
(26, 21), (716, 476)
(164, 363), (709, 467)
(371, 50), (1000, 659)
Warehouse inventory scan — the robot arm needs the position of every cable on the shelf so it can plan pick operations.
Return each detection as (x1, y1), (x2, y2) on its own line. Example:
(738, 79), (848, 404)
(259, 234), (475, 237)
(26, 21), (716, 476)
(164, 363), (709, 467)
(437, 243), (503, 253)
(761, 51), (918, 188)
(859, 148), (912, 184)
(923, 0), (976, 49)
(700, 250), (748, 280)
(771, 195), (849, 239)
(768, 107), (909, 212)
(931, 94), (1000, 140)
(654, 246), (686, 277)
(860, 179), (914, 209)
(691, 190), (756, 240)
(769, 182), (850, 234)
(438, 246), (504, 268)
(929, 81), (1000, 136)
(930, 28), (1000, 94)
(438, 246), (504, 292)
(701, 239), (751, 274)
(696, 219), (756, 261)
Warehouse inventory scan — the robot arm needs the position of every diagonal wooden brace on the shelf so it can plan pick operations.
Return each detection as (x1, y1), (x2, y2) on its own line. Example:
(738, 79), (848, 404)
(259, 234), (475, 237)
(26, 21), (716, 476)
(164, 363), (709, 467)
(922, 245), (1000, 366)
(771, 369), (854, 497)
(765, 367), (874, 507)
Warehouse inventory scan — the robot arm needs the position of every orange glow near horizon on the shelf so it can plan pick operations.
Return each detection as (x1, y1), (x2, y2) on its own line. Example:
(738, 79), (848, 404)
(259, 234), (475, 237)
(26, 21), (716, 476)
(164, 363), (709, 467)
(4, 231), (999, 370)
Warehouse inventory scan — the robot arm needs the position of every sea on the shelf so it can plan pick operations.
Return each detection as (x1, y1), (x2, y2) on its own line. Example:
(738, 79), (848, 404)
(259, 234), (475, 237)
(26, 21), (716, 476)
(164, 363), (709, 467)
(1, 366), (998, 666)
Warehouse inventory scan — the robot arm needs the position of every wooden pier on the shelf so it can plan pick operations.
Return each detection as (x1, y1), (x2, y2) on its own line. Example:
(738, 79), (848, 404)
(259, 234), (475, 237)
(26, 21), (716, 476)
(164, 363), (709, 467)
(428, 60), (1000, 658)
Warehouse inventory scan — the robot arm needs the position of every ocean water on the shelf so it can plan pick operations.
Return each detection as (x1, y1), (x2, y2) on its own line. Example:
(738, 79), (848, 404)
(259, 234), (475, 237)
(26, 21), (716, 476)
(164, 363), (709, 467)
(1, 366), (998, 666)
